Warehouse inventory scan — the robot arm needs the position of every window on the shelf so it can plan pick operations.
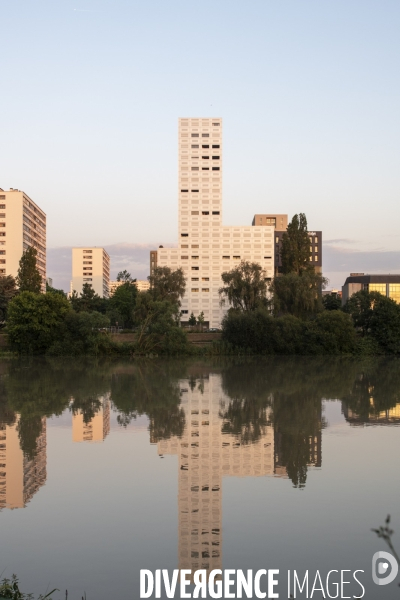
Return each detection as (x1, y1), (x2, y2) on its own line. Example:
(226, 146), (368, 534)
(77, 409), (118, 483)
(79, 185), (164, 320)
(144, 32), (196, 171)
(202, 211), (209, 215)
(192, 255), (199, 259)
(191, 211), (199, 215)
(202, 145), (209, 148)
(191, 144), (199, 148)
(83, 249), (92, 253)
(181, 310), (189, 314)
(369, 283), (386, 294)
(181, 189), (189, 192)
(0, 251), (5, 255)
(191, 167), (199, 171)
(181, 244), (188, 248)
(314, 256), (318, 262)
(191, 189), (199, 192)
(0, 213), (5, 217)
(264, 256), (271, 259)
(315, 237), (318, 244)
(0, 269), (5, 274)
(202, 288), (209, 292)
(202, 133), (209, 137)
(83, 267), (92, 271)
(0, 223), (5, 228)
(83, 261), (92, 264)
(212, 156), (220, 159)
(192, 288), (199, 292)
(83, 278), (92, 281)
(202, 167), (209, 170)
(202, 277), (209, 281)
(0, 196), (5, 200)
(202, 156), (209, 160)
(212, 123), (220, 126)
(212, 211), (220, 215)
(212, 167), (220, 171)
(389, 284), (400, 303)
(191, 133), (199, 137)
(233, 256), (240, 259)
(181, 256), (188, 259)
(191, 277), (199, 281)
(191, 266), (199, 270)
(0, 233), (6, 237)
(181, 233), (189, 237)
(212, 145), (220, 148)
(275, 237), (279, 243)
(222, 256), (230, 259)
(0, 259), (5, 264)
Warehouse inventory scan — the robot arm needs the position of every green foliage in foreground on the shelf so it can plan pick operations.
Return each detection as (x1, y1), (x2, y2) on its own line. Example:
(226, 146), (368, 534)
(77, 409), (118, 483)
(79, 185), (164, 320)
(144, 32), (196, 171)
(0, 575), (56, 599)
(222, 309), (358, 355)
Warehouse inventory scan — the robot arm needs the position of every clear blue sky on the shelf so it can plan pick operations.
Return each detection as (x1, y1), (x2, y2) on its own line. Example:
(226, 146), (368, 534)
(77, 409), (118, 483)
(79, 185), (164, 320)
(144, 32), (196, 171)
(1, 0), (400, 288)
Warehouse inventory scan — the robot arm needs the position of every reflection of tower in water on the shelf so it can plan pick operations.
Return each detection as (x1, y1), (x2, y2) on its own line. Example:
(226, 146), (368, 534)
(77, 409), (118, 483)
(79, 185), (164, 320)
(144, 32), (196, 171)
(72, 395), (111, 443)
(0, 416), (47, 510)
(157, 375), (274, 575)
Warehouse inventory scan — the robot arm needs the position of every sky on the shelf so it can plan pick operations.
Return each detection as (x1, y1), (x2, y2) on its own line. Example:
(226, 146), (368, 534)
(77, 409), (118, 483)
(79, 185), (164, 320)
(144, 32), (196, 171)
(1, 0), (400, 290)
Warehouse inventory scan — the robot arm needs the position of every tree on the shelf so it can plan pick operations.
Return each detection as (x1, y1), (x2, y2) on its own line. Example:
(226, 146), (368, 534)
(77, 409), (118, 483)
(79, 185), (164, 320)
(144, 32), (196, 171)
(46, 281), (66, 296)
(133, 291), (188, 354)
(108, 281), (138, 328)
(17, 247), (42, 293)
(70, 283), (107, 313)
(0, 275), (17, 322)
(188, 312), (197, 327)
(219, 261), (268, 312)
(117, 270), (135, 283)
(197, 311), (205, 331)
(7, 291), (71, 354)
(343, 290), (383, 336)
(322, 292), (342, 311)
(270, 270), (326, 319)
(280, 213), (311, 275)
(148, 266), (186, 305)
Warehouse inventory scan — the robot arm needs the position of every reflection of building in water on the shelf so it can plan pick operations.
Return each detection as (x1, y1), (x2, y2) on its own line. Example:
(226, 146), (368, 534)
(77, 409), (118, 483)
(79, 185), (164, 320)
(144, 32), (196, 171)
(274, 429), (322, 477)
(72, 396), (111, 443)
(157, 376), (274, 575)
(343, 403), (400, 426)
(0, 417), (47, 510)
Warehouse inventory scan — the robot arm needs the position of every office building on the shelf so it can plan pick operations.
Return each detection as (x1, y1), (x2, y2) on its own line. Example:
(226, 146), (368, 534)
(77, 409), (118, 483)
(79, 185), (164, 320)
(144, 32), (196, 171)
(151, 119), (274, 328)
(72, 395), (111, 443)
(342, 274), (400, 305)
(71, 247), (110, 298)
(0, 188), (46, 291)
(252, 213), (288, 230)
(0, 417), (47, 510)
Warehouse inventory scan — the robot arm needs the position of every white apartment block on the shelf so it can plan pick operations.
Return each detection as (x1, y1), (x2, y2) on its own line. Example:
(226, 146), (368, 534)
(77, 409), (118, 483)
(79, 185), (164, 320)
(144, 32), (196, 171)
(71, 247), (110, 298)
(0, 188), (46, 291)
(156, 119), (274, 328)
(109, 279), (149, 296)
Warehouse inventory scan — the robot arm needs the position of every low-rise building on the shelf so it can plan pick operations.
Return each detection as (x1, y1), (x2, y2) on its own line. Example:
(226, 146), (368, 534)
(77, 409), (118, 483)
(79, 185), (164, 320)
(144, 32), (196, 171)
(71, 247), (110, 298)
(342, 274), (400, 305)
(109, 279), (149, 295)
(0, 187), (46, 291)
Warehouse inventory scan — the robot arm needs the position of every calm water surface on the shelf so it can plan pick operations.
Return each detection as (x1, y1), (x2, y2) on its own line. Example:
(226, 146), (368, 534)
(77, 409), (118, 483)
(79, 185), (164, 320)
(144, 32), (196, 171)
(0, 357), (399, 599)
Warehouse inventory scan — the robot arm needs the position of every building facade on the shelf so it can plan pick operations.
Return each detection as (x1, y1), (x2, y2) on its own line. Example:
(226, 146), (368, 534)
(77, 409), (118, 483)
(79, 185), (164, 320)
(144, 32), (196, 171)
(109, 279), (150, 296)
(72, 395), (111, 443)
(0, 416), (47, 510)
(342, 274), (400, 305)
(153, 119), (275, 328)
(0, 188), (46, 291)
(71, 247), (110, 298)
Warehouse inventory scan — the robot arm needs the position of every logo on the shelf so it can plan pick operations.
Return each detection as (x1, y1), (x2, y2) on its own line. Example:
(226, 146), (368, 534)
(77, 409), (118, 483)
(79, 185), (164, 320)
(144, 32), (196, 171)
(372, 551), (399, 586)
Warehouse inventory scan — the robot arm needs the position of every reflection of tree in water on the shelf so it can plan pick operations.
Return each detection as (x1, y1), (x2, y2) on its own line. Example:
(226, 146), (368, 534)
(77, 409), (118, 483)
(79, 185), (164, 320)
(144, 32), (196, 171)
(0, 358), (112, 458)
(341, 358), (400, 424)
(110, 362), (186, 441)
(220, 358), (357, 488)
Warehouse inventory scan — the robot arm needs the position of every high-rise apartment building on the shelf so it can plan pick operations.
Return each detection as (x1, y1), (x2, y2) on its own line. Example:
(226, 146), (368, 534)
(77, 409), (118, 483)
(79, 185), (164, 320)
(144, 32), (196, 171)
(0, 417), (47, 510)
(72, 395), (111, 443)
(71, 247), (110, 298)
(153, 119), (275, 328)
(0, 188), (46, 291)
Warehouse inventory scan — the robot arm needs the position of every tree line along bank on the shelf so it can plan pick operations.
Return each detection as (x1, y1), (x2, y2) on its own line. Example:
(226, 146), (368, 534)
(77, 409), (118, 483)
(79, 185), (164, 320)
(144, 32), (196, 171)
(0, 214), (399, 356)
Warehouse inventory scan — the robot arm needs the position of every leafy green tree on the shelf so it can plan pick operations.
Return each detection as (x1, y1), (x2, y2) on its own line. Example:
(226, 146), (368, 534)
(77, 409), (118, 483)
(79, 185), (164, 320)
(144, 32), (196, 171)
(322, 292), (342, 311)
(46, 281), (66, 296)
(134, 291), (188, 354)
(117, 270), (135, 282)
(280, 213), (311, 275)
(7, 291), (71, 354)
(48, 311), (110, 355)
(271, 270), (326, 318)
(16, 246), (42, 293)
(304, 311), (358, 354)
(188, 312), (197, 327)
(149, 266), (186, 305)
(70, 282), (107, 313)
(108, 281), (138, 327)
(197, 311), (205, 330)
(219, 260), (268, 311)
(0, 275), (17, 322)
